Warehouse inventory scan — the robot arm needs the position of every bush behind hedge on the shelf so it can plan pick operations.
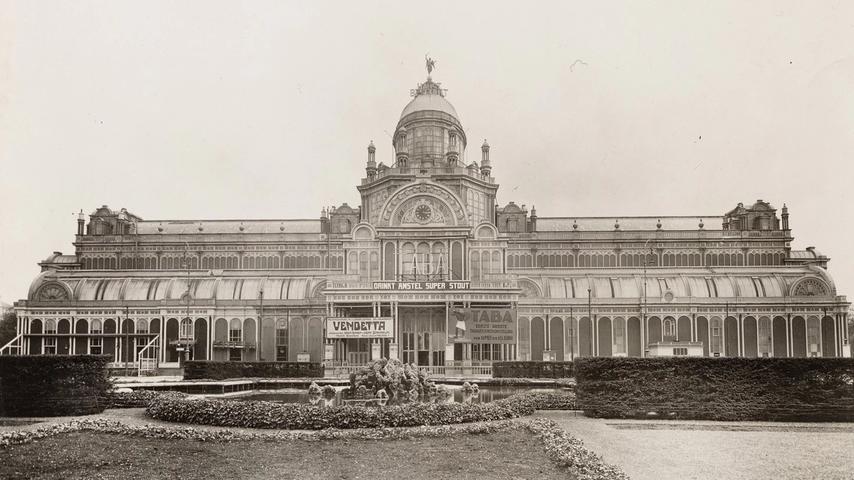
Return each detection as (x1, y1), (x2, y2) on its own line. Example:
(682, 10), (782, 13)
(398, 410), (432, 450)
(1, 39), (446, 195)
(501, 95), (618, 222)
(0, 355), (111, 417)
(145, 391), (576, 429)
(575, 357), (854, 421)
(493, 361), (574, 378)
(183, 361), (322, 380)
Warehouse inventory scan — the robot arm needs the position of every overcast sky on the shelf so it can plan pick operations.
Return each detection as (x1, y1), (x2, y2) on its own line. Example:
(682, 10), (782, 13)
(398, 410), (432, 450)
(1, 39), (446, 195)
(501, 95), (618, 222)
(1, 1), (852, 306)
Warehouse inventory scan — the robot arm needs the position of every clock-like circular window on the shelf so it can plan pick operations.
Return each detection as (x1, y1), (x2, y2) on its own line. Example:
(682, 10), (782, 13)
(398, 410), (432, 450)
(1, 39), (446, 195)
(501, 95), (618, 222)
(414, 204), (433, 224)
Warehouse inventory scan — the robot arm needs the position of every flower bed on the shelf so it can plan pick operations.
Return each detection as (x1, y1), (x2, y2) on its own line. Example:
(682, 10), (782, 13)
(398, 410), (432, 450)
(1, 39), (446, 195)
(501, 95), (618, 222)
(0, 418), (627, 480)
(145, 391), (576, 430)
(106, 390), (188, 409)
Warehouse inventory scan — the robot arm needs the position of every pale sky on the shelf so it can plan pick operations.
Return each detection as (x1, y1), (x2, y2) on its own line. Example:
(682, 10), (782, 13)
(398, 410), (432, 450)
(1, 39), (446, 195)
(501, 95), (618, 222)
(1, 1), (852, 306)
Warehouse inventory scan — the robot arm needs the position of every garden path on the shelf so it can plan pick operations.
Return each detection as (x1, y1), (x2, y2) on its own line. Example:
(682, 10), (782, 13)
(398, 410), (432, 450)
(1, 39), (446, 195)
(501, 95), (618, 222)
(536, 411), (854, 480)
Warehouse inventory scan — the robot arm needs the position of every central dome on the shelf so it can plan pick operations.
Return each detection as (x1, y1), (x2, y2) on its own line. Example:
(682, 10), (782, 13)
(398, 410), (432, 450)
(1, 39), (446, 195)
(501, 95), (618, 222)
(400, 90), (460, 121)
(397, 78), (462, 126)
(393, 76), (467, 169)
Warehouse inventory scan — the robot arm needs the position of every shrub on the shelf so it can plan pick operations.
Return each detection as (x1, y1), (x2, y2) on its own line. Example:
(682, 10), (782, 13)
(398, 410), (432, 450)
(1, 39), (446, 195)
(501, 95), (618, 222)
(106, 390), (188, 409)
(575, 357), (854, 421)
(143, 391), (571, 429)
(0, 355), (111, 417)
(183, 361), (322, 380)
(493, 361), (574, 378)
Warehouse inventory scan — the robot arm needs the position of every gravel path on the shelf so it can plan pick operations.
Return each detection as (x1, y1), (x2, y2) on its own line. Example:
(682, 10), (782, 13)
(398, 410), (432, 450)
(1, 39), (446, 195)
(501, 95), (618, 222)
(537, 411), (854, 480)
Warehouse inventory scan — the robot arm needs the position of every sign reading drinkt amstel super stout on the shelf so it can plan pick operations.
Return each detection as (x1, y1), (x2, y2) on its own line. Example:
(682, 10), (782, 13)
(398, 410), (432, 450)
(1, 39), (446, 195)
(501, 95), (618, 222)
(372, 281), (471, 290)
(327, 317), (394, 339)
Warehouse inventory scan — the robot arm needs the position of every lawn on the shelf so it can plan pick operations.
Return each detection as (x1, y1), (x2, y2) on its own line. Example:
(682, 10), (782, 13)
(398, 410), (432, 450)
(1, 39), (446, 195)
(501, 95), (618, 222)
(0, 429), (574, 480)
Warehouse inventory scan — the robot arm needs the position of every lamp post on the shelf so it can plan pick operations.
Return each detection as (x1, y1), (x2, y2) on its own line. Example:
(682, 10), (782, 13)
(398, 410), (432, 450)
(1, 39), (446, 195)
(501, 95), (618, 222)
(258, 281), (265, 362)
(124, 305), (130, 376)
(569, 305), (574, 361)
(641, 239), (654, 357)
(182, 242), (191, 365)
(588, 287), (592, 356)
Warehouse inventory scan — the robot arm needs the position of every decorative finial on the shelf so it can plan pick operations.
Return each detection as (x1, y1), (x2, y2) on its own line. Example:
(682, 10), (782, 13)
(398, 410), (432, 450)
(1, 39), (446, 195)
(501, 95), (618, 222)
(656, 219), (662, 229)
(425, 54), (435, 76)
(699, 219), (704, 229)
(615, 219), (620, 230)
(572, 219), (578, 230)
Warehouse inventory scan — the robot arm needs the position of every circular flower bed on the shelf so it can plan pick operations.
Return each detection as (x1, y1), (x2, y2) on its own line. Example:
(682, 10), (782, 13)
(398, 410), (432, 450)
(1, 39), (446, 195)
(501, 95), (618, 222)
(145, 390), (575, 430)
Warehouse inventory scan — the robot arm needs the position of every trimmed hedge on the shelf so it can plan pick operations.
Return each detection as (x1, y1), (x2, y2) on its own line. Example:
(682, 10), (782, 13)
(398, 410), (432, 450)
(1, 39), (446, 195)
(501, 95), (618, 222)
(145, 391), (576, 429)
(106, 390), (188, 409)
(0, 355), (111, 417)
(575, 357), (854, 421)
(493, 361), (574, 378)
(183, 361), (322, 380)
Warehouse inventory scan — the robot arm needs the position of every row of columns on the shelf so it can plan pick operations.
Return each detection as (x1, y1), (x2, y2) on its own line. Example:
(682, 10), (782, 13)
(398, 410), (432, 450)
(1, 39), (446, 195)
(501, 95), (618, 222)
(524, 311), (850, 359)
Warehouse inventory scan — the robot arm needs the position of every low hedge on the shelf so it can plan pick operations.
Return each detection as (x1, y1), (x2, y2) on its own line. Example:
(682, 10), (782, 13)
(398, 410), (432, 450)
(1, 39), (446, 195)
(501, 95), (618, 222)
(493, 361), (574, 378)
(183, 361), (322, 380)
(575, 357), (854, 421)
(145, 391), (576, 429)
(106, 390), (188, 409)
(0, 355), (111, 417)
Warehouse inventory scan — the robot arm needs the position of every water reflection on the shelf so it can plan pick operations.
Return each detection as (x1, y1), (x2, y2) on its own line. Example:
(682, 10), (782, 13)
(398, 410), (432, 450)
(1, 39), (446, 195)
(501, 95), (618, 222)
(221, 386), (561, 407)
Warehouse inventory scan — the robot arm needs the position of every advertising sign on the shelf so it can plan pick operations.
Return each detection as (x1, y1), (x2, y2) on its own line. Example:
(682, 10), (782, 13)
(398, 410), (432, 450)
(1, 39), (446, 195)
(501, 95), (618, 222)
(327, 317), (394, 339)
(371, 281), (471, 291)
(448, 309), (517, 344)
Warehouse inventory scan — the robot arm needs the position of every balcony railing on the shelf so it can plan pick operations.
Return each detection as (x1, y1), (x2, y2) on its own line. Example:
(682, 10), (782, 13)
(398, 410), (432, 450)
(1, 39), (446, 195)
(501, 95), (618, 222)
(362, 165), (494, 185)
(326, 274), (518, 290)
(212, 341), (256, 349)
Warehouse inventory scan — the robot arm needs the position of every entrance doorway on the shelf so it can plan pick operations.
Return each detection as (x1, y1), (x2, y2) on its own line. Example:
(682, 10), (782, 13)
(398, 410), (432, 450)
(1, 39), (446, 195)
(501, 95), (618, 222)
(400, 306), (446, 366)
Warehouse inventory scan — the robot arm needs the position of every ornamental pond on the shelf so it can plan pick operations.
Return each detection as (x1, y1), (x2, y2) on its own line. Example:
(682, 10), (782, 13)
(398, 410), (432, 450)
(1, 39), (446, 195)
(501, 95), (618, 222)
(210, 385), (563, 407)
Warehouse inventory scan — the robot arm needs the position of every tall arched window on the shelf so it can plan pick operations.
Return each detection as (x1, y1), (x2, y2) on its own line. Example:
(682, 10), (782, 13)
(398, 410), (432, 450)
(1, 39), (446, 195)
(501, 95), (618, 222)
(401, 243), (415, 278)
(276, 319), (289, 361)
(43, 319), (57, 354)
(180, 318), (193, 340)
(471, 251), (481, 280)
(663, 318), (676, 340)
(711, 318), (722, 355)
(229, 319), (242, 343)
(89, 319), (103, 354)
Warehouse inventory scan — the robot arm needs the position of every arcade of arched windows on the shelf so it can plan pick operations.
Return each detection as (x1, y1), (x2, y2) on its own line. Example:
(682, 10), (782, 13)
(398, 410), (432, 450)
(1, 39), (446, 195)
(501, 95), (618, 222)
(347, 250), (380, 281)
(505, 249), (785, 269)
(516, 313), (847, 360)
(81, 253), (342, 271)
(380, 241), (465, 281)
(470, 249), (502, 280)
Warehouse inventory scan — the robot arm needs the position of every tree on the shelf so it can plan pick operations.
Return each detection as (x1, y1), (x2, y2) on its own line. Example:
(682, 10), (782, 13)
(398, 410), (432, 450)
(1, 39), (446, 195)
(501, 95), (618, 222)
(0, 311), (17, 347)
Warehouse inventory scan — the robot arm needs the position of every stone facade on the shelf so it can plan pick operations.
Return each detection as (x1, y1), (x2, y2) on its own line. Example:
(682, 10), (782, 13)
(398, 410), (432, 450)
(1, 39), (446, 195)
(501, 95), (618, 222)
(3, 70), (851, 371)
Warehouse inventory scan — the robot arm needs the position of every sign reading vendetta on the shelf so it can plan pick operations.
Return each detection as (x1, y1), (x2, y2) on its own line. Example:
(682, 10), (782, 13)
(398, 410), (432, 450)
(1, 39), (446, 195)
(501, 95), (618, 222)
(327, 317), (394, 339)
(448, 309), (517, 344)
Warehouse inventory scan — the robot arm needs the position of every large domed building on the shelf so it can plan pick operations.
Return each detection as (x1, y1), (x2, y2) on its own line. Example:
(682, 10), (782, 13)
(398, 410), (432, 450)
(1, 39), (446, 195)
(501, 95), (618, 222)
(3, 66), (850, 374)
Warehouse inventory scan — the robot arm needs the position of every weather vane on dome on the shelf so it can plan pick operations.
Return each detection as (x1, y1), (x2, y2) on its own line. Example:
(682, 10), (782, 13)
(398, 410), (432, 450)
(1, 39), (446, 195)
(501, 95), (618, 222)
(425, 54), (435, 76)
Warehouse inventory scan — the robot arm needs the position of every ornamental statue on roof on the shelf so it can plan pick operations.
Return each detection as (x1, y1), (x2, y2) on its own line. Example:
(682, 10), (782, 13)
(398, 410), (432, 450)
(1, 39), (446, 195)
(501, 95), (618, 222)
(425, 54), (435, 76)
